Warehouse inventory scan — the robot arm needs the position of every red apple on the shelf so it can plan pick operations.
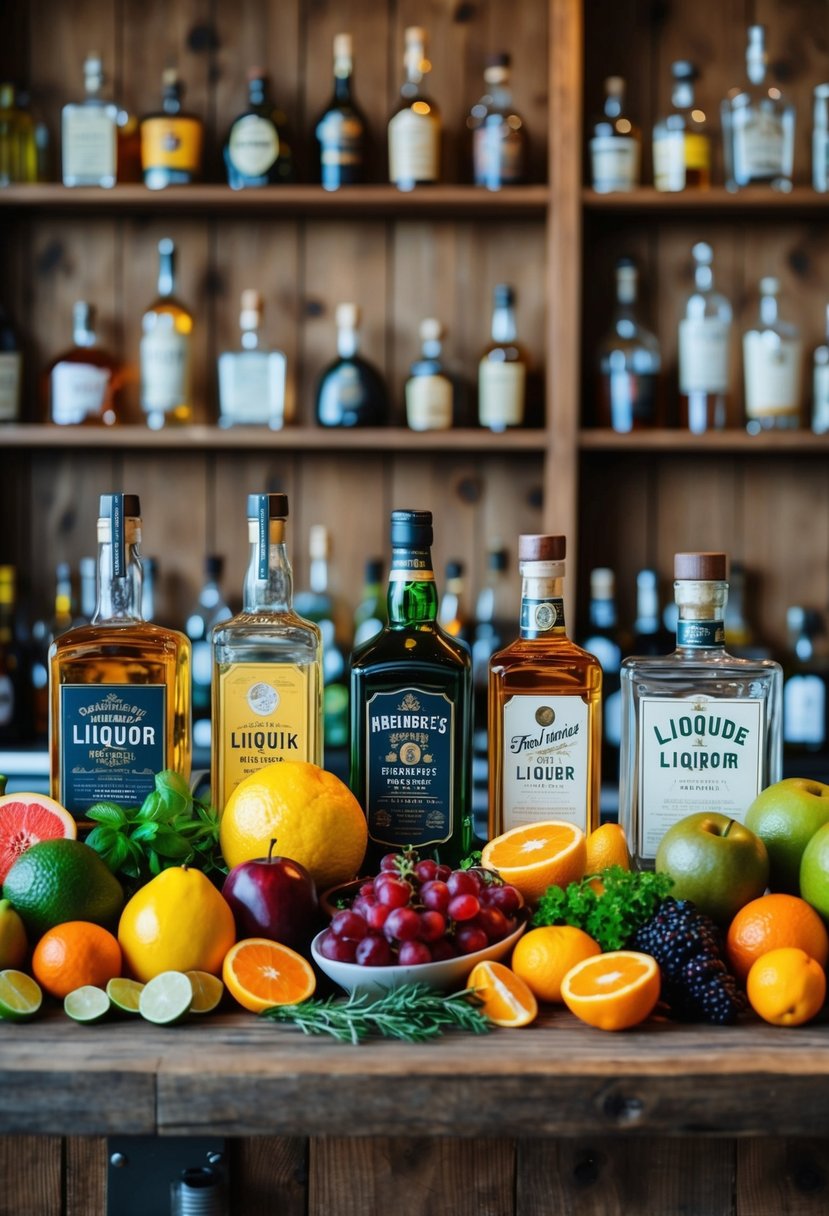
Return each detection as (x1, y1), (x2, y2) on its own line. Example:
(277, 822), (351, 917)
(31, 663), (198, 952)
(222, 838), (320, 949)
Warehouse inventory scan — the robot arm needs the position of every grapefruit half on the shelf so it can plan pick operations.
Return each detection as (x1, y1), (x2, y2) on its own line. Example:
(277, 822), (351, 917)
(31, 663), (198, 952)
(0, 793), (77, 883)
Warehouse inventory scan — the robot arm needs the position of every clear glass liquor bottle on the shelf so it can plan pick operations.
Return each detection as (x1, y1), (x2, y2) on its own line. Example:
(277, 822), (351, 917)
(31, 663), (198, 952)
(47, 301), (121, 427)
(813, 84), (829, 193)
(61, 54), (118, 188)
(140, 238), (194, 430)
(678, 242), (732, 433)
(405, 319), (453, 432)
(293, 524), (349, 751)
(185, 555), (232, 751)
(812, 304), (829, 434)
(597, 257), (661, 431)
(478, 284), (527, 431)
(783, 607), (829, 759)
(652, 61), (711, 192)
(350, 509), (472, 870)
(743, 276), (802, 431)
(315, 303), (388, 427)
(211, 494), (322, 812)
(632, 569), (671, 656)
(488, 535), (602, 840)
(722, 25), (794, 193)
(467, 53), (527, 189)
(49, 493), (192, 823)
(388, 26), (441, 191)
(315, 33), (368, 190)
(224, 68), (294, 189)
(619, 551), (783, 870)
(589, 76), (641, 193)
(218, 290), (287, 428)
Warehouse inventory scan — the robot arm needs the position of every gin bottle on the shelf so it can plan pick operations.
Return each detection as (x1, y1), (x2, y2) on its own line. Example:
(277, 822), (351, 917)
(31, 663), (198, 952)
(597, 257), (661, 431)
(619, 552), (782, 870)
(742, 276), (802, 430)
(217, 290), (287, 428)
(678, 242), (732, 433)
(61, 54), (118, 188)
(722, 25), (794, 193)
(589, 76), (640, 193)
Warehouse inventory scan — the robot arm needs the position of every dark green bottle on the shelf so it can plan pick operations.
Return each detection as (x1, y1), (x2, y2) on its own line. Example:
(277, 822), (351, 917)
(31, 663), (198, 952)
(350, 509), (473, 870)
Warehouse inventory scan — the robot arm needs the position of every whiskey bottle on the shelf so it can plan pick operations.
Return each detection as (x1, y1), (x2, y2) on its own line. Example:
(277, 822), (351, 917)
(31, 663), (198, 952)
(652, 61), (710, 192)
(783, 607), (829, 759)
(185, 555), (232, 752)
(140, 238), (193, 430)
(405, 319), (453, 432)
(488, 535), (602, 840)
(812, 304), (829, 434)
(478, 284), (527, 431)
(350, 509), (472, 869)
(0, 303), (22, 423)
(579, 567), (625, 785)
(61, 54), (118, 188)
(315, 34), (368, 190)
(315, 303), (388, 427)
(47, 301), (120, 427)
(589, 76), (640, 193)
(619, 552), (783, 870)
(211, 494), (322, 812)
(0, 82), (36, 184)
(217, 290), (287, 428)
(353, 557), (386, 648)
(388, 27), (440, 191)
(293, 524), (349, 751)
(468, 53), (527, 189)
(743, 276), (802, 431)
(140, 69), (203, 190)
(224, 69), (293, 189)
(721, 25), (794, 193)
(49, 494), (192, 822)
(597, 257), (661, 431)
(678, 242), (732, 433)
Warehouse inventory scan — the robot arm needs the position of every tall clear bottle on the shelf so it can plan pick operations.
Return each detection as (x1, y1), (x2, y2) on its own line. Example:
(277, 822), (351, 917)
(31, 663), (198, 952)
(579, 567), (625, 786)
(678, 242), (732, 433)
(722, 25), (794, 192)
(478, 284), (527, 431)
(743, 276), (802, 431)
(589, 76), (640, 193)
(597, 257), (661, 431)
(211, 494), (322, 812)
(185, 555), (232, 751)
(652, 61), (710, 192)
(61, 54), (118, 188)
(217, 290), (287, 429)
(812, 304), (829, 435)
(49, 493), (192, 823)
(140, 238), (193, 430)
(388, 27), (440, 191)
(468, 53), (527, 189)
(619, 552), (783, 870)
(488, 535), (602, 839)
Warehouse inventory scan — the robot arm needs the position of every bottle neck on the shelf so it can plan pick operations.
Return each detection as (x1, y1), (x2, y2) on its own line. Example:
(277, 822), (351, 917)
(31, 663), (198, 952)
(243, 519), (293, 612)
(158, 249), (174, 299)
(746, 47), (767, 86)
(674, 579), (728, 650)
(672, 80), (695, 110)
(309, 556), (329, 595)
(387, 544), (438, 626)
(73, 316), (96, 349)
(519, 562), (566, 639)
(337, 323), (358, 359)
(241, 326), (261, 351)
(492, 303), (517, 343)
(333, 62), (353, 102)
(694, 263), (713, 293)
(760, 293), (779, 327)
(94, 535), (143, 624)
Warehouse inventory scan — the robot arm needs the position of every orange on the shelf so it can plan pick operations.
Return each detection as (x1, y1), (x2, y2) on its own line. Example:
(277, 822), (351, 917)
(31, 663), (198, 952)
(465, 960), (538, 1028)
(726, 893), (829, 984)
(746, 947), (826, 1027)
(0, 792), (76, 883)
(585, 823), (631, 875)
(510, 925), (601, 1004)
(32, 920), (121, 1000)
(219, 761), (367, 892)
(481, 820), (586, 904)
(223, 938), (316, 1013)
(561, 950), (661, 1031)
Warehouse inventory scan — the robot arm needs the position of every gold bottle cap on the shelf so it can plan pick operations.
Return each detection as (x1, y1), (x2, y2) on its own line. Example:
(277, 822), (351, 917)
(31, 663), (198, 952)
(519, 535), (566, 562)
(674, 552), (727, 581)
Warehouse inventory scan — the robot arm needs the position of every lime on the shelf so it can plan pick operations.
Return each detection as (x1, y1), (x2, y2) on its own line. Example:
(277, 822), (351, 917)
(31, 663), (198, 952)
(2, 839), (123, 937)
(185, 970), (224, 1014)
(746, 779), (829, 894)
(64, 985), (111, 1024)
(106, 977), (144, 1015)
(0, 969), (42, 1021)
(139, 971), (193, 1025)
(800, 822), (829, 920)
(0, 898), (28, 969)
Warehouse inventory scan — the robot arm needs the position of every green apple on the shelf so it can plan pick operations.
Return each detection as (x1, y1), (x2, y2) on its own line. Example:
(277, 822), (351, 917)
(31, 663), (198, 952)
(746, 778), (829, 895)
(655, 812), (769, 924)
(800, 822), (829, 921)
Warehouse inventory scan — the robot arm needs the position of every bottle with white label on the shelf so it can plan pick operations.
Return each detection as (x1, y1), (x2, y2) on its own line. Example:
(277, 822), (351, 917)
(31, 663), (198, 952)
(813, 84), (829, 193)
(61, 54), (118, 188)
(743, 276), (802, 430)
(388, 26), (440, 191)
(652, 61), (711, 192)
(812, 305), (829, 434)
(619, 551), (783, 869)
(679, 242), (732, 433)
(488, 534), (602, 840)
(405, 319), (453, 431)
(479, 284), (527, 431)
(224, 69), (293, 189)
(468, 52), (528, 189)
(0, 304), (22, 423)
(783, 607), (829, 758)
(589, 76), (640, 193)
(140, 238), (193, 429)
(314, 33), (367, 190)
(47, 301), (120, 427)
(218, 290), (287, 428)
(722, 25), (794, 193)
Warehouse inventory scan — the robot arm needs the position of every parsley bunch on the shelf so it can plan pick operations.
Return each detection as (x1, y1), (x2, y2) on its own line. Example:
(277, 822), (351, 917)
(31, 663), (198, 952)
(531, 866), (673, 951)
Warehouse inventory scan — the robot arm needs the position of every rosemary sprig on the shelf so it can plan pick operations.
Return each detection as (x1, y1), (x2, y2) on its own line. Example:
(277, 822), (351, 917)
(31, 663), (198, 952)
(261, 984), (492, 1045)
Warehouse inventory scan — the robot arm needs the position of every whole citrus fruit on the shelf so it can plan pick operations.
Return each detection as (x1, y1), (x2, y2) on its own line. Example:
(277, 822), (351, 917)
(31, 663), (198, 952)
(3, 838), (124, 936)
(799, 822), (829, 921)
(585, 823), (630, 874)
(746, 946), (826, 1027)
(0, 898), (27, 970)
(219, 761), (367, 892)
(32, 921), (122, 1000)
(746, 778), (829, 894)
(118, 865), (236, 982)
(726, 893), (829, 983)
(481, 820), (586, 904)
(0, 792), (76, 883)
(561, 950), (661, 1031)
(511, 925), (601, 1004)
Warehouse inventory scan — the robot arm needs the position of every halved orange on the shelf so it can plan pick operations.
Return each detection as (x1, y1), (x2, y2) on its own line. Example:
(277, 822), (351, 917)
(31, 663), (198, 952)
(222, 938), (316, 1014)
(481, 820), (586, 903)
(466, 960), (538, 1028)
(561, 950), (660, 1031)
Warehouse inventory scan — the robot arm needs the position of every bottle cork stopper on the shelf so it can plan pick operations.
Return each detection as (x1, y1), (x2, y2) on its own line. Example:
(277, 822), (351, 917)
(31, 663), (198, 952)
(336, 302), (360, 329)
(605, 75), (625, 96)
(519, 535), (566, 562)
(590, 567), (615, 597)
(333, 33), (352, 58)
(405, 26), (428, 46)
(674, 552), (727, 581)
(247, 66), (267, 82)
(161, 68), (180, 87)
(419, 318), (443, 342)
(240, 289), (263, 314)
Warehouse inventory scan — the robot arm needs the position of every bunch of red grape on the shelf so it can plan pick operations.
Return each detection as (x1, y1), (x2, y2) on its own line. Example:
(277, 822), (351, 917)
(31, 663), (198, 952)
(317, 852), (525, 968)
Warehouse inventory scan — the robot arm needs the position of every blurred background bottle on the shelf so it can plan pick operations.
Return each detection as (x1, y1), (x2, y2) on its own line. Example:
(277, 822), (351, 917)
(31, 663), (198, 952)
(186, 555), (232, 752)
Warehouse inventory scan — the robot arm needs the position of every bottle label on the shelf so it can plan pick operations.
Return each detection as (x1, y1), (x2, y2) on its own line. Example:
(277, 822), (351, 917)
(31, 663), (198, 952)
(813, 363), (829, 433)
(500, 694), (590, 833)
(364, 687), (454, 849)
(388, 108), (440, 185)
(58, 684), (166, 815)
(218, 350), (286, 426)
(140, 330), (191, 414)
(405, 373), (452, 430)
(62, 107), (117, 182)
(590, 135), (639, 192)
(653, 131), (686, 191)
(141, 116), (203, 175)
(0, 673), (14, 727)
(736, 111), (785, 178)
(389, 546), (434, 582)
(216, 663), (314, 807)
(679, 318), (731, 394)
(520, 597), (564, 638)
(813, 130), (829, 192)
(473, 125), (524, 186)
(51, 361), (112, 424)
(638, 695), (764, 860)
(478, 359), (525, 428)
(0, 351), (21, 421)
(676, 619), (725, 647)
(784, 674), (826, 746)
(684, 132), (710, 171)
(317, 112), (363, 166)
(227, 115), (279, 178)
(743, 332), (802, 419)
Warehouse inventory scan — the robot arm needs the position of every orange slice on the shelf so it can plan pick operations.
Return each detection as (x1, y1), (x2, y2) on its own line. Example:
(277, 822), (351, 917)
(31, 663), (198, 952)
(561, 950), (660, 1031)
(222, 938), (316, 1014)
(481, 820), (586, 903)
(466, 960), (538, 1028)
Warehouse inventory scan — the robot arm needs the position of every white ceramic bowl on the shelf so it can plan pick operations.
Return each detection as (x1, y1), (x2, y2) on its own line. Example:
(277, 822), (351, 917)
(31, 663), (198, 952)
(310, 917), (527, 996)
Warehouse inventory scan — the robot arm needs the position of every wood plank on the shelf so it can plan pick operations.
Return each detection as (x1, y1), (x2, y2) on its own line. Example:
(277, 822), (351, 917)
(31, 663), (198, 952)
(0, 1136), (62, 1216)
(583, 188), (829, 212)
(231, 1137), (308, 1216)
(66, 1137), (107, 1216)
(736, 1137), (829, 1215)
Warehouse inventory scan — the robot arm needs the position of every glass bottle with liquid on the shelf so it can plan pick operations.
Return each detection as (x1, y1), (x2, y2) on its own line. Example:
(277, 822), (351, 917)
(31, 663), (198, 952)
(405, 319), (453, 432)
(589, 76), (640, 193)
(388, 27), (440, 191)
(597, 258), (661, 431)
(653, 61), (711, 192)
(478, 284), (527, 432)
(140, 69), (203, 190)
(315, 34), (368, 190)
(140, 238), (193, 430)
(47, 302), (120, 427)
(678, 242), (732, 433)
(218, 290), (286, 429)
(224, 69), (293, 189)
(743, 276), (802, 431)
(315, 304), (388, 428)
(812, 304), (829, 435)
(61, 54), (118, 188)
(722, 25), (794, 193)
(468, 53), (527, 189)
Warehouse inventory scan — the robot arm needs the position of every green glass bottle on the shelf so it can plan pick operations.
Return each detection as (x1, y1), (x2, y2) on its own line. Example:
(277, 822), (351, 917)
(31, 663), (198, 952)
(350, 509), (473, 871)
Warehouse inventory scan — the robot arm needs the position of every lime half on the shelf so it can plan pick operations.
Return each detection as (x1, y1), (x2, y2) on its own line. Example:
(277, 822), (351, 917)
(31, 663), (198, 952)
(185, 970), (224, 1014)
(139, 971), (193, 1026)
(106, 977), (144, 1015)
(64, 985), (111, 1024)
(0, 969), (42, 1021)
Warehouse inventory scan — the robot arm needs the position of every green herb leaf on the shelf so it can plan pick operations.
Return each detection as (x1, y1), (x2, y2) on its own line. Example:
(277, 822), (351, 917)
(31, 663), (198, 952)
(137, 792), (164, 822)
(532, 866), (674, 951)
(86, 801), (129, 828)
(155, 769), (192, 817)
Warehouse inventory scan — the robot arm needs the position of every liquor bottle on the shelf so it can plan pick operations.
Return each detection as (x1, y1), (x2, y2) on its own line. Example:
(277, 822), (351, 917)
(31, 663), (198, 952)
(0, 82), (36, 184)
(652, 61), (711, 192)
(315, 34), (368, 190)
(140, 238), (193, 430)
(814, 84), (829, 193)
(489, 535), (602, 839)
(140, 69), (204, 190)
(0, 303), (22, 423)
(619, 552), (783, 870)
(350, 509), (472, 869)
(812, 304), (829, 434)
(783, 607), (829, 758)
(0, 566), (24, 744)
(224, 69), (293, 189)
(721, 25), (795, 193)
(631, 569), (671, 656)
(597, 257), (661, 431)
(438, 560), (471, 642)
(743, 276), (802, 431)
(580, 568), (625, 786)
(29, 561), (75, 741)
(472, 544), (513, 747)
(722, 560), (771, 660)
(315, 303), (388, 427)
(46, 302), (120, 427)
(467, 53), (527, 190)
(294, 524), (349, 751)
(478, 284), (527, 431)
(75, 556), (98, 627)
(353, 557), (386, 648)
(678, 242), (732, 434)
(211, 494), (322, 812)
(217, 290), (287, 429)
(405, 319), (453, 432)
(49, 494), (192, 822)
(61, 54), (118, 188)
(589, 76), (641, 193)
(388, 26), (440, 191)
(185, 555), (232, 751)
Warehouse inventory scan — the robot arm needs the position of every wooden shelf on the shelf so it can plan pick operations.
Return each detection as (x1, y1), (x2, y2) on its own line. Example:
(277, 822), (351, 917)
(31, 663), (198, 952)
(579, 428), (829, 454)
(582, 186), (829, 214)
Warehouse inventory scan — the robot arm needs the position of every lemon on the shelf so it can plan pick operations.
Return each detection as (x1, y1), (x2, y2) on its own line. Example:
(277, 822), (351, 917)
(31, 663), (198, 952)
(0, 898), (28, 969)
